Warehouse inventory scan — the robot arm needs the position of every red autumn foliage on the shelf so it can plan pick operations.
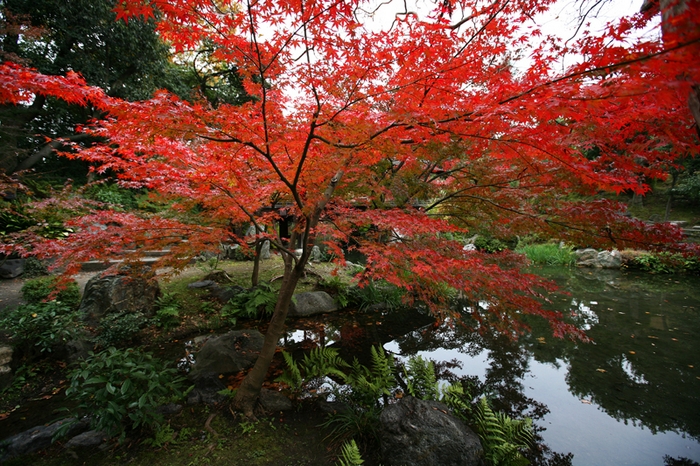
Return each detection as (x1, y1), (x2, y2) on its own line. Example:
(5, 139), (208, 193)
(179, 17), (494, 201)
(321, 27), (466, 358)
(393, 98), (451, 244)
(2, 0), (699, 413)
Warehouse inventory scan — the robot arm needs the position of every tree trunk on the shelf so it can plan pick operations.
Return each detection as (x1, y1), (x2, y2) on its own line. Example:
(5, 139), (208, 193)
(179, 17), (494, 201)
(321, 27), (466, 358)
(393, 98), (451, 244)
(251, 239), (263, 287)
(232, 252), (305, 417)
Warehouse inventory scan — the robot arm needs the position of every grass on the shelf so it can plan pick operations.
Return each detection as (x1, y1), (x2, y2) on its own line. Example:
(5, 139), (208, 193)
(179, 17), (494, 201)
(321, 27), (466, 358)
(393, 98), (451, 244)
(516, 243), (576, 266)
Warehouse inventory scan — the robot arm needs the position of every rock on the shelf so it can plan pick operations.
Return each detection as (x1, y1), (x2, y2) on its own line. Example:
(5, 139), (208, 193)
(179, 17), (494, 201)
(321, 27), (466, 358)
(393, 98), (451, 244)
(186, 372), (228, 405)
(64, 430), (106, 449)
(259, 389), (293, 412)
(574, 248), (622, 269)
(188, 330), (264, 380)
(597, 250), (622, 269)
(65, 339), (92, 363)
(288, 291), (338, 317)
(260, 240), (271, 260)
(188, 280), (217, 289)
(0, 259), (25, 278)
(210, 284), (245, 304)
(156, 403), (183, 415)
(379, 397), (484, 466)
(79, 273), (160, 326)
(0, 346), (12, 389)
(310, 245), (322, 262)
(0, 418), (89, 461)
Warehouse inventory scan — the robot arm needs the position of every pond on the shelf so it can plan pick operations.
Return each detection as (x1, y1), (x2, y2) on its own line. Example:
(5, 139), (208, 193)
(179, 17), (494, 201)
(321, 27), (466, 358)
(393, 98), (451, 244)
(284, 266), (700, 466)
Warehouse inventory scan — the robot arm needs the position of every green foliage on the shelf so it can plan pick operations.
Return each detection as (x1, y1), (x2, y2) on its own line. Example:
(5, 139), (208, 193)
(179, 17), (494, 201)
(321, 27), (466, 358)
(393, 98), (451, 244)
(21, 257), (49, 278)
(0, 301), (82, 353)
(404, 355), (439, 401)
(474, 397), (533, 466)
(84, 183), (139, 210)
(319, 275), (350, 308)
(515, 243), (575, 266)
(440, 382), (473, 422)
(348, 280), (404, 311)
(323, 347), (395, 446)
(672, 172), (700, 204)
(278, 347), (350, 392)
(222, 282), (277, 322)
(153, 292), (181, 329)
(629, 252), (700, 274)
(474, 236), (507, 253)
(21, 276), (81, 308)
(337, 440), (364, 466)
(64, 347), (189, 442)
(142, 423), (179, 448)
(94, 312), (146, 347)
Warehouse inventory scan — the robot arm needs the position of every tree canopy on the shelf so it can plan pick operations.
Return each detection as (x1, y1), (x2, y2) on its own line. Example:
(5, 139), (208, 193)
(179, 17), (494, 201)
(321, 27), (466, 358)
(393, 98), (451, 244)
(1, 0), (699, 414)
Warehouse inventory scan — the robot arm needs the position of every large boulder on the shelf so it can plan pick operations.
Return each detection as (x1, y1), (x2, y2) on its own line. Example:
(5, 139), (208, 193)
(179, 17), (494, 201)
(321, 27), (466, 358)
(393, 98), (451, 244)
(79, 273), (160, 326)
(288, 291), (338, 317)
(0, 418), (89, 462)
(379, 397), (485, 466)
(188, 330), (264, 380)
(0, 259), (25, 278)
(574, 248), (622, 269)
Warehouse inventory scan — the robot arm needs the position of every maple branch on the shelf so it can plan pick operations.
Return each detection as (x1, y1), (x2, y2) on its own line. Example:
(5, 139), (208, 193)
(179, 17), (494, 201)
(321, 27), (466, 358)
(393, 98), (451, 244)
(498, 37), (700, 107)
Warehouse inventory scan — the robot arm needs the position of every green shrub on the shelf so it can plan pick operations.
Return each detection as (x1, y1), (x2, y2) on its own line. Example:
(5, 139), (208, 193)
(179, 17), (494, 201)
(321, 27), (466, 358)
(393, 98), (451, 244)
(516, 243), (575, 266)
(64, 347), (189, 442)
(348, 280), (404, 311)
(474, 236), (507, 253)
(629, 252), (700, 274)
(0, 301), (82, 353)
(21, 276), (81, 308)
(222, 282), (277, 323)
(85, 182), (138, 210)
(94, 312), (146, 347)
(22, 257), (49, 278)
(153, 293), (181, 329)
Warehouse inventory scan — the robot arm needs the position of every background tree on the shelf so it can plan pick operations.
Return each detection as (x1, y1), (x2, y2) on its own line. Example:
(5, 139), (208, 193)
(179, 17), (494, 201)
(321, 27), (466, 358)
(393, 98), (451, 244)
(1, 0), (699, 417)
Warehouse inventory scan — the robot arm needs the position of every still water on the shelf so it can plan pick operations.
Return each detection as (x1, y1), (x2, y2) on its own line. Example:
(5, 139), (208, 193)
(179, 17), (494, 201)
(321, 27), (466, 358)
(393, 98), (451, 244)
(285, 266), (700, 466)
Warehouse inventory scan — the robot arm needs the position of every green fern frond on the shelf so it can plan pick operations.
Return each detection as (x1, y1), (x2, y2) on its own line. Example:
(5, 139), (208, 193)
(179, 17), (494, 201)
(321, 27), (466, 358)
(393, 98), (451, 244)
(404, 355), (438, 401)
(276, 351), (303, 390)
(337, 439), (364, 466)
(474, 397), (533, 466)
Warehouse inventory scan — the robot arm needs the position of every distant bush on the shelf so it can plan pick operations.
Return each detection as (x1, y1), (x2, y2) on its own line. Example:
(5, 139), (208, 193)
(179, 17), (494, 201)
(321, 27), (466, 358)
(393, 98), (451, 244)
(516, 243), (575, 266)
(627, 252), (700, 274)
(21, 276), (81, 308)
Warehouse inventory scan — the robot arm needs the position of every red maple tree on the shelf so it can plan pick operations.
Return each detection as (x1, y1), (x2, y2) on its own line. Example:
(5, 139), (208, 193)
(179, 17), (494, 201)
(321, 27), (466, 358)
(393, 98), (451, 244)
(2, 0), (699, 415)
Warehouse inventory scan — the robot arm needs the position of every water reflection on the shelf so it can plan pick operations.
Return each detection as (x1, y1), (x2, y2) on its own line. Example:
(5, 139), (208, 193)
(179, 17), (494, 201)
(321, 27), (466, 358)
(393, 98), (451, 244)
(283, 267), (700, 466)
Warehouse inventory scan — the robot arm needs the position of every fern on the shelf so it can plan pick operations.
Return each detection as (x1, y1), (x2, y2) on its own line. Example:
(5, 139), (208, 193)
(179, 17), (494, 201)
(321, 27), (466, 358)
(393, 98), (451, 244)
(277, 351), (303, 390)
(277, 347), (349, 392)
(337, 439), (364, 466)
(474, 397), (533, 466)
(404, 355), (438, 401)
(440, 382), (472, 422)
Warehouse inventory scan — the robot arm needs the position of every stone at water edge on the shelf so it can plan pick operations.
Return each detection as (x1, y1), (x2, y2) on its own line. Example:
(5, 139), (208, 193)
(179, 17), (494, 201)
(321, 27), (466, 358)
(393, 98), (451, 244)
(379, 396), (485, 466)
(288, 291), (338, 317)
(0, 259), (24, 279)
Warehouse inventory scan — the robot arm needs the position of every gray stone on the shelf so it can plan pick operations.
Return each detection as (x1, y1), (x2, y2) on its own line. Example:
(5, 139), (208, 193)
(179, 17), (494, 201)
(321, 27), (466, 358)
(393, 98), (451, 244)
(210, 284), (245, 303)
(0, 259), (25, 278)
(156, 403), (183, 415)
(65, 339), (92, 363)
(260, 240), (271, 260)
(310, 245), (322, 262)
(189, 330), (264, 380)
(79, 273), (160, 326)
(188, 280), (217, 289)
(259, 389), (293, 412)
(0, 418), (89, 461)
(186, 372), (228, 405)
(288, 291), (338, 317)
(379, 397), (484, 466)
(597, 250), (622, 269)
(64, 430), (106, 449)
